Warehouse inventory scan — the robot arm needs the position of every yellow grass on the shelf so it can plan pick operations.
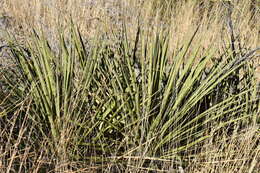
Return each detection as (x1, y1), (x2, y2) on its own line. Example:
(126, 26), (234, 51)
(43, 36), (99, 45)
(1, 0), (259, 78)
(1, 1), (259, 46)
(0, 0), (259, 172)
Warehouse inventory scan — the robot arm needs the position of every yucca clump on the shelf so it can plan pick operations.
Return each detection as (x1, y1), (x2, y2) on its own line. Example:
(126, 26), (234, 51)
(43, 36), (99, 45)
(0, 24), (259, 172)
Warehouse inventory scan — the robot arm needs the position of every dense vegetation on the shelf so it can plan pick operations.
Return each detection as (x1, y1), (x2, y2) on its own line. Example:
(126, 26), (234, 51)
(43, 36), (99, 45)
(0, 0), (259, 172)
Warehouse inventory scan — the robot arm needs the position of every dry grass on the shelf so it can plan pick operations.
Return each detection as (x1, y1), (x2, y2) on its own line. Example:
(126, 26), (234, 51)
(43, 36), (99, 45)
(0, 0), (259, 172)
(185, 126), (259, 173)
(1, 0), (259, 78)
(1, 1), (259, 44)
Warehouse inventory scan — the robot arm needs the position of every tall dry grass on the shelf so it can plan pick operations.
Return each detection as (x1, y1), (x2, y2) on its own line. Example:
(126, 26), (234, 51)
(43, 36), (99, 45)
(1, 0), (259, 78)
(0, 0), (259, 172)
(1, 0), (259, 45)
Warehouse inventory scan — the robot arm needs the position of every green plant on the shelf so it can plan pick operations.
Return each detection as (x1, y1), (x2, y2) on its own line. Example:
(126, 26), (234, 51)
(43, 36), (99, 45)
(0, 23), (259, 172)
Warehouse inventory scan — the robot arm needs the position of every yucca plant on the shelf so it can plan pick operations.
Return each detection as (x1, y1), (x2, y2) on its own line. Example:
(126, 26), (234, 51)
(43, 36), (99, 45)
(0, 27), (106, 171)
(87, 25), (259, 171)
(0, 23), (259, 172)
